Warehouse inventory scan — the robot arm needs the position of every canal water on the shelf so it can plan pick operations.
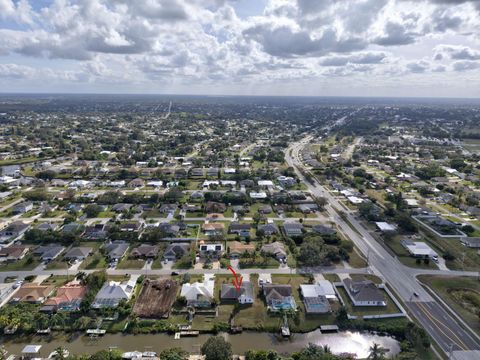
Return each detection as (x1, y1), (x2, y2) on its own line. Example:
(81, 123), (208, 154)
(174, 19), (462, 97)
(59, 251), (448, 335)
(0, 331), (400, 358)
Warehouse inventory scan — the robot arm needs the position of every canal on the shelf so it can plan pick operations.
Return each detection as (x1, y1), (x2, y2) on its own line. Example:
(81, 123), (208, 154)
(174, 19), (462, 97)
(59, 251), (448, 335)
(0, 331), (400, 358)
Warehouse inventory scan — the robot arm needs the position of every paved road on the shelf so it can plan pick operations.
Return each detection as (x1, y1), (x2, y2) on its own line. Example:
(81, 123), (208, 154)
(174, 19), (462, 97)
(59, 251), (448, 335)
(0, 265), (371, 282)
(285, 136), (480, 354)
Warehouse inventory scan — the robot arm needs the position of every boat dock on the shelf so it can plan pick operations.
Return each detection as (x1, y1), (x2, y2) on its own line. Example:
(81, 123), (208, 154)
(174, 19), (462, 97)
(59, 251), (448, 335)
(320, 325), (339, 333)
(86, 329), (107, 335)
(174, 331), (200, 339)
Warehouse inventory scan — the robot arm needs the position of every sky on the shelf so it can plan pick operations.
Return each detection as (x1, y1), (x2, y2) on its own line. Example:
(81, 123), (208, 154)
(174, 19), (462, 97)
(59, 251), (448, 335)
(0, 0), (480, 98)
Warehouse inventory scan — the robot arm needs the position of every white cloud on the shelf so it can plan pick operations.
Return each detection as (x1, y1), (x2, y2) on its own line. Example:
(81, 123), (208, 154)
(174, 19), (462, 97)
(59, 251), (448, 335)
(0, 0), (478, 96)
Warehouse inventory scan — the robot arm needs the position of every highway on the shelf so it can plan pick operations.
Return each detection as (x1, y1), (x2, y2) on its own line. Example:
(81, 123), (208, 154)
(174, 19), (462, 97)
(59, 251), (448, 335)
(285, 135), (480, 355)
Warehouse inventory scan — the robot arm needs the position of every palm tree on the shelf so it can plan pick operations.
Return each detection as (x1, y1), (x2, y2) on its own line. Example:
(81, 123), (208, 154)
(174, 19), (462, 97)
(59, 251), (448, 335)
(368, 343), (387, 360)
(53, 347), (68, 360)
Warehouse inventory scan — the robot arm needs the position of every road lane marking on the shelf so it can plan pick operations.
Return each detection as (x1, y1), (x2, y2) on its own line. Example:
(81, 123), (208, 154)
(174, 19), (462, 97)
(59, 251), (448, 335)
(416, 302), (469, 350)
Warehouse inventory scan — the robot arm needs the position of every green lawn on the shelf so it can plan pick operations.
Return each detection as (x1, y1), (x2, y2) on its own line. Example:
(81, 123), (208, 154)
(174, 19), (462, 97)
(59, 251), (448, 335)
(336, 286), (401, 317)
(384, 237), (438, 270)
(116, 257), (145, 270)
(41, 275), (71, 287)
(418, 275), (480, 336)
(0, 255), (40, 271)
(45, 259), (69, 270)
(98, 211), (115, 218)
(348, 248), (367, 268)
(151, 257), (163, 269)
(80, 253), (107, 270)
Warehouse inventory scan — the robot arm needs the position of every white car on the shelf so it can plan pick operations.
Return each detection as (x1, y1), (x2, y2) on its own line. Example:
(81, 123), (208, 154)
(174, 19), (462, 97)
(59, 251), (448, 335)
(13, 280), (24, 289)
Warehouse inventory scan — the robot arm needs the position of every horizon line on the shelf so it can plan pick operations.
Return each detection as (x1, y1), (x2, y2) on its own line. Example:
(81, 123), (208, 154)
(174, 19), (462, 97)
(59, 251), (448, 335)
(0, 92), (480, 101)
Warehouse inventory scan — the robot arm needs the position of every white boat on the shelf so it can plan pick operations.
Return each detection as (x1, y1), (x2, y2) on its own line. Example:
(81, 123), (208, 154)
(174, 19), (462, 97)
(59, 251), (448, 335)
(122, 351), (143, 359)
(142, 352), (157, 358)
(48, 349), (70, 359)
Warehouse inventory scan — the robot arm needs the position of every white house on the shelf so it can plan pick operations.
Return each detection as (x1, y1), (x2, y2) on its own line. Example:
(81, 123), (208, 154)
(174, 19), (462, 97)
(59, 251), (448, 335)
(180, 277), (214, 308)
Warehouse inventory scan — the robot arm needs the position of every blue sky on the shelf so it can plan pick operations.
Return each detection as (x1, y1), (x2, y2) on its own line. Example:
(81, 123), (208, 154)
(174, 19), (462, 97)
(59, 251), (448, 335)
(0, 0), (479, 97)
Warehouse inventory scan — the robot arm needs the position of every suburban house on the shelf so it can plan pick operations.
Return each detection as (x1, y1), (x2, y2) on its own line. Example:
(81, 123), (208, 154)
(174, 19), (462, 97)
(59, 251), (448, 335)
(159, 204), (178, 214)
(300, 283), (335, 314)
(263, 284), (297, 312)
(199, 243), (224, 259)
(63, 247), (93, 261)
(258, 223), (279, 235)
(128, 178), (145, 188)
(312, 225), (337, 236)
(44, 281), (87, 311)
(83, 224), (109, 240)
(180, 277), (214, 307)
(34, 245), (65, 262)
(343, 278), (387, 307)
(261, 241), (287, 260)
(202, 222), (225, 236)
(283, 222), (304, 237)
(297, 204), (318, 214)
(220, 281), (254, 304)
(130, 244), (159, 259)
(36, 222), (59, 232)
(228, 222), (251, 237)
(205, 201), (227, 213)
(300, 281), (337, 299)
(62, 222), (85, 234)
(10, 283), (55, 304)
(158, 223), (181, 237)
(228, 241), (255, 259)
(112, 203), (132, 213)
(277, 176), (296, 187)
(460, 237), (480, 248)
(0, 221), (30, 240)
(105, 241), (129, 261)
(375, 222), (397, 233)
(92, 280), (136, 308)
(0, 245), (29, 262)
(12, 201), (33, 214)
(119, 222), (143, 233)
(163, 243), (190, 261)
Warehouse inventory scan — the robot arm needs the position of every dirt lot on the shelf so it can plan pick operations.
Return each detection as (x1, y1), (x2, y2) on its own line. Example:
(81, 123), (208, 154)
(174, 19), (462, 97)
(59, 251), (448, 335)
(133, 279), (179, 318)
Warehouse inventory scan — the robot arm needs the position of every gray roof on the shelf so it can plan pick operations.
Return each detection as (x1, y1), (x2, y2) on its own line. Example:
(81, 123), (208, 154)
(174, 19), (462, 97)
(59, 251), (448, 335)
(64, 247), (92, 259)
(34, 245), (65, 260)
(343, 279), (385, 303)
(263, 284), (292, 301)
(261, 241), (286, 258)
(105, 241), (129, 258)
(258, 223), (279, 233)
(164, 243), (190, 257)
(221, 281), (253, 300)
(283, 222), (303, 235)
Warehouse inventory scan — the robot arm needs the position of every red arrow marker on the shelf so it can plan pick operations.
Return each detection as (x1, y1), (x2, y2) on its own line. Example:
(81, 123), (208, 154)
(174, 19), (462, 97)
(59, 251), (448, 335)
(227, 265), (243, 293)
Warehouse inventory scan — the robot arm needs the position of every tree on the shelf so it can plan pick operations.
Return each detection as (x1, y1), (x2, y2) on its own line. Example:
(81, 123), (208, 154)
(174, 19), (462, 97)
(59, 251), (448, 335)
(297, 237), (330, 267)
(35, 170), (56, 181)
(316, 197), (327, 210)
(368, 343), (387, 360)
(201, 336), (233, 360)
(461, 225), (475, 235)
(52, 347), (68, 360)
(160, 348), (188, 360)
(84, 204), (102, 218)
